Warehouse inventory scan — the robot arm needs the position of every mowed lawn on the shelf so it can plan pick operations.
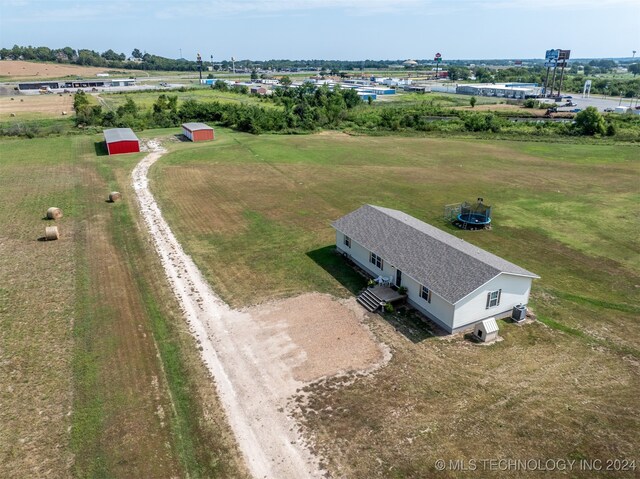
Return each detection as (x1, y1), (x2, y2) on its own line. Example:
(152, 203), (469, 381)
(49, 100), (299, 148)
(0, 136), (247, 478)
(151, 129), (640, 478)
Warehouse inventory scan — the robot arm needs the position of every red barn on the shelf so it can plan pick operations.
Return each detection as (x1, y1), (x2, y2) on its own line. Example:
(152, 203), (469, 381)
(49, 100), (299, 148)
(104, 128), (140, 155)
(182, 123), (215, 142)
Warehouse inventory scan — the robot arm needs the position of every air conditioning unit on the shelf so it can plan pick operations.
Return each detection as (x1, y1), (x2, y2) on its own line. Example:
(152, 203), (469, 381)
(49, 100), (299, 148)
(512, 304), (526, 322)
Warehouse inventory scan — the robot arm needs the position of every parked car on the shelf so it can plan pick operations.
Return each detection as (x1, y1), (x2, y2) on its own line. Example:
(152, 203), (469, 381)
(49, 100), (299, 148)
(570, 108), (582, 113)
(604, 108), (614, 113)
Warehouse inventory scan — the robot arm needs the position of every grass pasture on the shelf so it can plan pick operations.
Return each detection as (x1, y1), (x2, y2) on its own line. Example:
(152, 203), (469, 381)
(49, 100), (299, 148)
(0, 135), (246, 478)
(150, 129), (640, 478)
(0, 92), (75, 120)
(99, 87), (276, 112)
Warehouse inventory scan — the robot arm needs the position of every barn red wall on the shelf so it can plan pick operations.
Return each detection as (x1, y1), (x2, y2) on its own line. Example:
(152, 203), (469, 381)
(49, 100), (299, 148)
(107, 140), (140, 155)
(192, 129), (214, 142)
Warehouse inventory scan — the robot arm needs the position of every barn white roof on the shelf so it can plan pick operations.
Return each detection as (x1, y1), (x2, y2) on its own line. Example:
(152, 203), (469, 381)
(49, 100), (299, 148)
(103, 128), (138, 143)
(182, 122), (214, 131)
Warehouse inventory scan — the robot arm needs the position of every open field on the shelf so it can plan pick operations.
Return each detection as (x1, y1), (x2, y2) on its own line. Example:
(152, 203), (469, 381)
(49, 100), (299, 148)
(0, 60), (145, 82)
(0, 92), (75, 120)
(0, 135), (247, 478)
(99, 87), (277, 111)
(150, 129), (640, 477)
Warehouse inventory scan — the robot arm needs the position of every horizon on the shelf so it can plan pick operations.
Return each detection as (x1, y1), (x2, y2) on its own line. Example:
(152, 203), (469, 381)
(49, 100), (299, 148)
(1, 0), (638, 62)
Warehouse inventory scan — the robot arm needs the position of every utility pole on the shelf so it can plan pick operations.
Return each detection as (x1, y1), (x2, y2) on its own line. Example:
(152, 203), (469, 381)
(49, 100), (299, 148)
(179, 48), (182, 59)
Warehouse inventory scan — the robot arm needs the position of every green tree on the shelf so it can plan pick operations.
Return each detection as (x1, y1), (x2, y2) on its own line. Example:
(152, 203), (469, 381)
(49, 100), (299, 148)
(575, 107), (606, 136)
(131, 48), (142, 59)
(213, 79), (228, 91)
(250, 69), (259, 81)
(629, 64), (640, 76)
(280, 76), (292, 87)
(470, 96), (477, 108)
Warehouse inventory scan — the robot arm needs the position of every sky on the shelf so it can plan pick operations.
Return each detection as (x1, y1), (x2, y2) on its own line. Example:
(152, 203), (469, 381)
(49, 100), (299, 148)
(0, 0), (638, 61)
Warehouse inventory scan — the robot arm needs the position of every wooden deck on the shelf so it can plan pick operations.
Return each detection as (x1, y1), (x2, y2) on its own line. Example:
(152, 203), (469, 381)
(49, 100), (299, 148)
(357, 285), (406, 312)
(369, 285), (405, 302)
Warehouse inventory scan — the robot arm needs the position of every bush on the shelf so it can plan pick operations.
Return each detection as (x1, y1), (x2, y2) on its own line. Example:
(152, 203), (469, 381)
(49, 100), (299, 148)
(575, 107), (606, 136)
(384, 303), (394, 313)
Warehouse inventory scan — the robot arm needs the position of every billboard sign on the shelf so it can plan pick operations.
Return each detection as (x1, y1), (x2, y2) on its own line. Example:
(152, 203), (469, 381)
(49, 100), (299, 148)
(545, 49), (559, 60)
(558, 49), (571, 60)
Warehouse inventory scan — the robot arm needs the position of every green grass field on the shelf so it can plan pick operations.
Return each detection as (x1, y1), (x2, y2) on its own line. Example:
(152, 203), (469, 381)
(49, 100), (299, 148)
(99, 87), (277, 112)
(150, 128), (640, 478)
(0, 135), (247, 478)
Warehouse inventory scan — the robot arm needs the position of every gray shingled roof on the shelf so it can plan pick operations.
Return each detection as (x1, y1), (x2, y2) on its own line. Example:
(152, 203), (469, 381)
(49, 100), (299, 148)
(103, 128), (138, 143)
(182, 122), (214, 131)
(332, 205), (539, 304)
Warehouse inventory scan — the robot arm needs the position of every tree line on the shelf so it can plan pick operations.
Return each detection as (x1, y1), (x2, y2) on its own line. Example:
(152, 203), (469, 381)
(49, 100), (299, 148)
(70, 86), (639, 141)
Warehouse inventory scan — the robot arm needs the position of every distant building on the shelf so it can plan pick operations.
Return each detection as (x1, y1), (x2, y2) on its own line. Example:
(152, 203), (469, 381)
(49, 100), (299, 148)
(110, 79), (136, 87)
(456, 83), (542, 99)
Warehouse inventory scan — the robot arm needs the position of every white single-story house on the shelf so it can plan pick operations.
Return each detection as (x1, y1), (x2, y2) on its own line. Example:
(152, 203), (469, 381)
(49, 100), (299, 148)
(332, 205), (539, 333)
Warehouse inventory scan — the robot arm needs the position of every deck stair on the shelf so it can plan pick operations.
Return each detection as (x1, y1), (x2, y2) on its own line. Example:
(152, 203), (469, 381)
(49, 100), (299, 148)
(357, 288), (385, 312)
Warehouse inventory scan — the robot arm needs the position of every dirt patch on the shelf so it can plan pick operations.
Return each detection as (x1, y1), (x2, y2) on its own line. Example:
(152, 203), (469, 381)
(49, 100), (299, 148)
(0, 93), (74, 118)
(246, 293), (386, 382)
(0, 60), (141, 80)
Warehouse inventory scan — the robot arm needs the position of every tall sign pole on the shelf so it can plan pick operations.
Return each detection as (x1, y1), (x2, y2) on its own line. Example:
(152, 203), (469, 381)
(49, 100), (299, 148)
(434, 52), (442, 79)
(197, 53), (203, 81)
(556, 49), (571, 97)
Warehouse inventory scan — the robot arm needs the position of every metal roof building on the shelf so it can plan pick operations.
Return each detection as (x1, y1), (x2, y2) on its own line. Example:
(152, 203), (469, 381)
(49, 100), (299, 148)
(103, 128), (140, 155)
(181, 123), (215, 142)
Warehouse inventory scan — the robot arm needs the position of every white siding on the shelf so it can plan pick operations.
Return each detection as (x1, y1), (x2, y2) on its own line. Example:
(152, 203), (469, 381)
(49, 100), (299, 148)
(336, 230), (390, 278)
(452, 273), (533, 331)
(402, 274), (455, 332)
(335, 229), (455, 331)
(335, 228), (534, 334)
(182, 127), (194, 141)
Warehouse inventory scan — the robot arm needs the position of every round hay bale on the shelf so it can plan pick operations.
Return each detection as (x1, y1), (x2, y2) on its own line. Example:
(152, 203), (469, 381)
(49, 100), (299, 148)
(46, 207), (63, 220)
(62, 111), (67, 116)
(45, 226), (59, 241)
(109, 191), (122, 202)
(10, 113), (16, 117)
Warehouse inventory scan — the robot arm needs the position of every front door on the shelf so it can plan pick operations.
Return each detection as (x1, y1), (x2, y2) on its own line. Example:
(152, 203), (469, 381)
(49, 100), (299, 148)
(395, 269), (402, 287)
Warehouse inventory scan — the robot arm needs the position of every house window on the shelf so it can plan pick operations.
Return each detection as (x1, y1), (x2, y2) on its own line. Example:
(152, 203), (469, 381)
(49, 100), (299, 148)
(420, 285), (431, 303)
(486, 289), (502, 309)
(369, 252), (383, 270)
(344, 235), (351, 248)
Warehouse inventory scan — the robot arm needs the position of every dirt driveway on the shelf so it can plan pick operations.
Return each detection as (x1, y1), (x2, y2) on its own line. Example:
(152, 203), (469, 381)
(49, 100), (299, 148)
(132, 140), (389, 478)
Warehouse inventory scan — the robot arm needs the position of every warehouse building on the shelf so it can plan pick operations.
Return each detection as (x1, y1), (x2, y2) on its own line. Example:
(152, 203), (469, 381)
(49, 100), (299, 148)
(456, 83), (542, 99)
(182, 123), (215, 142)
(104, 128), (140, 155)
